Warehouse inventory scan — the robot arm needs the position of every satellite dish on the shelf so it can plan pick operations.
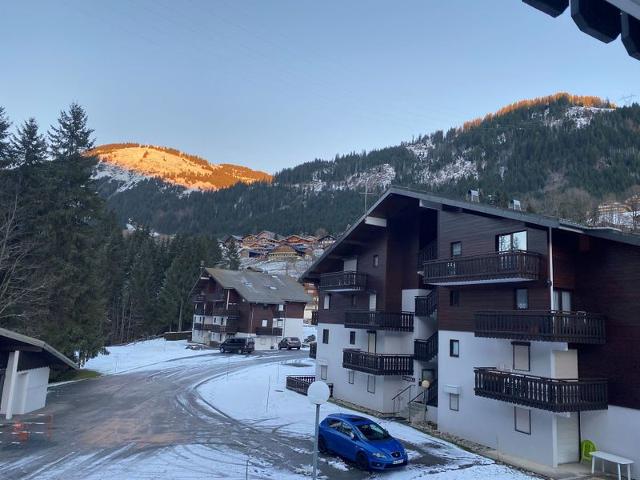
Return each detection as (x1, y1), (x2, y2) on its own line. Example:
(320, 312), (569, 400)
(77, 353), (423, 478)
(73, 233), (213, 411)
(308, 381), (330, 405)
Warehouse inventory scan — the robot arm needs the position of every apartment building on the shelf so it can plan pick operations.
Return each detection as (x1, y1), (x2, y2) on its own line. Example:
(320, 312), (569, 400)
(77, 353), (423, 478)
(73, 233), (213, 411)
(301, 187), (640, 470)
(192, 268), (310, 350)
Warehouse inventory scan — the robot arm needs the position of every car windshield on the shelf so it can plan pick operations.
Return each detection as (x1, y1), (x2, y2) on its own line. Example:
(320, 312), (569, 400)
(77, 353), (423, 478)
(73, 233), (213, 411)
(356, 422), (390, 440)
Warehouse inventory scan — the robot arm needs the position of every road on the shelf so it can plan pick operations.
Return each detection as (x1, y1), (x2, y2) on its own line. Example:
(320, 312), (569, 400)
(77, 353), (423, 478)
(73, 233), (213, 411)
(0, 350), (449, 479)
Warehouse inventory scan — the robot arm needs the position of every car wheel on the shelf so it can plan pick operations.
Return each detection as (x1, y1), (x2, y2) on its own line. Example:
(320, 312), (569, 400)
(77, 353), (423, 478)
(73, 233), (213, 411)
(297, 347), (301, 350)
(356, 452), (370, 471)
(287, 346), (291, 350)
(318, 436), (329, 455)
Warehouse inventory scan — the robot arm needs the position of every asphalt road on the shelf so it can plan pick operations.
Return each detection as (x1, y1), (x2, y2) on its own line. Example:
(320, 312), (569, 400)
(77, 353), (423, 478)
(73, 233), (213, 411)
(0, 350), (446, 479)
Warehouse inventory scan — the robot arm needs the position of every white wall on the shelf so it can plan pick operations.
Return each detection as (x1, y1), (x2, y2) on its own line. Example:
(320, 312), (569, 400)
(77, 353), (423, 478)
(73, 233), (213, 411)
(581, 406), (640, 478)
(282, 317), (303, 340)
(1, 367), (50, 416)
(437, 330), (573, 467)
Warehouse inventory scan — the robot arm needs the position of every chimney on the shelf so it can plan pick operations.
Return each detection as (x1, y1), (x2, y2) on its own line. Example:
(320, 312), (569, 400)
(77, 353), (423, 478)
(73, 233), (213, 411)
(509, 199), (522, 211)
(468, 189), (480, 203)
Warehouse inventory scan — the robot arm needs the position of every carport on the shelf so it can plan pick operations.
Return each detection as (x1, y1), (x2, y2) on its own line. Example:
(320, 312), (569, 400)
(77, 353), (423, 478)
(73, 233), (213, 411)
(0, 327), (77, 420)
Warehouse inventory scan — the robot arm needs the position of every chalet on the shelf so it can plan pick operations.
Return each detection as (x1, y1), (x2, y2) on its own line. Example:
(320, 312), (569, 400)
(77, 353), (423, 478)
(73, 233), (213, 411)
(267, 244), (300, 260)
(318, 234), (336, 249)
(302, 186), (640, 470)
(192, 268), (310, 350)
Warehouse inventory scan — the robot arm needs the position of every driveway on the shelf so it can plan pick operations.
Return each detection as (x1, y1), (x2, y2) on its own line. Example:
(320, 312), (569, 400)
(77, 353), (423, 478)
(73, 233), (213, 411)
(0, 349), (531, 479)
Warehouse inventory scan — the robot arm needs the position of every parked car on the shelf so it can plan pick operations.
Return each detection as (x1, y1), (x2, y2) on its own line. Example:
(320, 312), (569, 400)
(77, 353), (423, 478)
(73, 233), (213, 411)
(278, 337), (301, 350)
(219, 337), (255, 354)
(318, 414), (408, 471)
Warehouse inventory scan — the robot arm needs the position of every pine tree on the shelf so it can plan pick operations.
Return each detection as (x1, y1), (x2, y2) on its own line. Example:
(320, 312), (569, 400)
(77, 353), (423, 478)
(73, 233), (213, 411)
(10, 118), (47, 168)
(0, 107), (11, 168)
(48, 102), (95, 159)
(224, 238), (240, 270)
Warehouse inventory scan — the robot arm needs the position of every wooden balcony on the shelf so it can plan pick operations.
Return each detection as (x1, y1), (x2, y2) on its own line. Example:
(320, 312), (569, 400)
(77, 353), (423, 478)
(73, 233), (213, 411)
(344, 311), (414, 332)
(311, 310), (319, 326)
(474, 368), (608, 412)
(475, 310), (606, 344)
(309, 342), (317, 359)
(417, 241), (437, 270)
(414, 333), (438, 362)
(342, 349), (413, 376)
(255, 326), (283, 336)
(208, 324), (238, 334)
(285, 375), (333, 397)
(211, 305), (240, 318)
(415, 290), (437, 317)
(422, 250), (543, 286)
(319, 271), (367, 292)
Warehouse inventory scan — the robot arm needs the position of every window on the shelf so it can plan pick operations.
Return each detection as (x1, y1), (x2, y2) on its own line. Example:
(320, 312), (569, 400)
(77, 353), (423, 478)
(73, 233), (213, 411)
(497, 231), (528, 252)
(261, 319), (268, 327)
(348, 370), (355, 384)
(323, 294), (331, 310)
(373, 254), (379, 267)
(322, 329), (329, 344)
(328, 418), (341, 429)
(320, 365), (328, 380)
(338, 422), (354, 438)
(553, 289), (572, 312)
(349, 331), (356, 345)
(449, 339), (460, 358)
(367, 375), (376, 394)
(515, 289), (529, 310)
(449, 290), (460, 307)
(451, 242), (462, 257)
(514, 407), (531, 434)
(513, 342), (530, 371)
(351, 294), (357, 308)
(449, 393), (459, 411)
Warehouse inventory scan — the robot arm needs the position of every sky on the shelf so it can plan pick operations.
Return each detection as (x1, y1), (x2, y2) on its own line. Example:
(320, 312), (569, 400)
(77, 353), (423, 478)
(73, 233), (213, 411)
(1, 0), (639, 173)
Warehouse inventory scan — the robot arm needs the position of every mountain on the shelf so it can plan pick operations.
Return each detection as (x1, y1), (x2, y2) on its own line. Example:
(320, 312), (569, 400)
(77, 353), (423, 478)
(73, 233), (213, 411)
(90, 143), (271, 191)
(93, 93), (640, 236)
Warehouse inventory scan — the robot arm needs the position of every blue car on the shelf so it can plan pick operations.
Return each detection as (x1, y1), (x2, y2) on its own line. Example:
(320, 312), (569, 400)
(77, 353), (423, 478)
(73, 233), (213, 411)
(318, 414), (408, 471)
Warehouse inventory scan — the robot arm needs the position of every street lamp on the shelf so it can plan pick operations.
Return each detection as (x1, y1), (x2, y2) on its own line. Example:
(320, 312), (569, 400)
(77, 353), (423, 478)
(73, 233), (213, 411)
(308, 381), (330, 480)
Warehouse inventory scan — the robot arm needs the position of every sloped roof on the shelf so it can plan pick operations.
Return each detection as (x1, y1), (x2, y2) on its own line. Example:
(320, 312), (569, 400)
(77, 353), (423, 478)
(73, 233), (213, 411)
(204, 268), (311, 304)
(302, 186), (640, 281)
(0, 327), (78, 369)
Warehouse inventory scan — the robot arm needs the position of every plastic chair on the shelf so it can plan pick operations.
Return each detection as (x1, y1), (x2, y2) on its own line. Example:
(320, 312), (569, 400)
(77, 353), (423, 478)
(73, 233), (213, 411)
(581, 439), (597, 462)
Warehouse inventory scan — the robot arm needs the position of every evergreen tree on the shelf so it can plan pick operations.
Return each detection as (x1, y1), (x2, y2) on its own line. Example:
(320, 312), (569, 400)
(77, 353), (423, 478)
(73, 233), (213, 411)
(224, 238), (240, 270)
(48, 102), (95, 159)
(10, 118), (47, 168)
(0, 107), (11, 168)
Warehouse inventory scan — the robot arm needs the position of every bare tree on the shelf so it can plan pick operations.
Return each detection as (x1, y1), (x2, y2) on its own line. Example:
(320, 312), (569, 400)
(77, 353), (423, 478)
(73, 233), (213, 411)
(0, 195), (48, 331)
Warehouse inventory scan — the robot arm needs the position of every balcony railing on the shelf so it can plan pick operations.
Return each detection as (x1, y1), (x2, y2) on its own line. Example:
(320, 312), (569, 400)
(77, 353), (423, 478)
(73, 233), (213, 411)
(475, 310), (606, 344)
(212, 305), (240, 318)
(423, 250), (543, 285)
(209, 324), (238, 334)
(319, 271), (367, 291)
(474, 368), (608, 412)
(255, 326), (283, 336)
(309, 342), (317, 359)
(414, 333), (438, 362)
(415, 290), (437, 317)
(344, 311), (414, 332)
(417, 241), (437, 270)
(342, 349), (413, 376)
(193, 323), (203, 331)
(285, 375), (333, 397)
(311, 311), (319, 326)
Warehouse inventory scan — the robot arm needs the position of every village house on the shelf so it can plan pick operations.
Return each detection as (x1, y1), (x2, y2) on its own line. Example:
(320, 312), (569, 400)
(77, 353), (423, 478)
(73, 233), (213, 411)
(192, 268), (310, 350)
(302, 186), (640, 470)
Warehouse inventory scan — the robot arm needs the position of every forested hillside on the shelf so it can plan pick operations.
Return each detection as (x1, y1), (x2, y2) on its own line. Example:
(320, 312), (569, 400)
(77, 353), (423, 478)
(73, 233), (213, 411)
(0, 105), (236, 363)
(97, 93), (640, 235)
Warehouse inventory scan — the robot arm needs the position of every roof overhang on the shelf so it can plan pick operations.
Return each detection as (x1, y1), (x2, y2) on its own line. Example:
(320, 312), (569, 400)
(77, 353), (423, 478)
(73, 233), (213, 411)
(0, 328), (78, 370)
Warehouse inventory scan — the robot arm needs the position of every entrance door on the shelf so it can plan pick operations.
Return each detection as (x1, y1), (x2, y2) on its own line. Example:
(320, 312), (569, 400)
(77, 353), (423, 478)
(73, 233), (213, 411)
(369, 293), (377, 311)
(557, 414), (580, 464)
(367, 332), (376, 353)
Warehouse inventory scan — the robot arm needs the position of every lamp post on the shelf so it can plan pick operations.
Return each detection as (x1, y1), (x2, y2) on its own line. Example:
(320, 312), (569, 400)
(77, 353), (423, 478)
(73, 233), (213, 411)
(307, 381), (330, 480)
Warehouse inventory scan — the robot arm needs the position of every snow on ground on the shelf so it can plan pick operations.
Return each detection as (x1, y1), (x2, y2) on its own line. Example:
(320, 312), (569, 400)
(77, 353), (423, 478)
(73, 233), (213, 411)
(197, 361), (538, 479)
(84, 339), (224, 375)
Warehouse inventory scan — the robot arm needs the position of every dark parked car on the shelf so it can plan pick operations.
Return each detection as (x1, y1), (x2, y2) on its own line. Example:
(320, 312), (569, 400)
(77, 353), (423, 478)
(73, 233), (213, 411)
(278, 337), (301, 350)
(219, 337), (255, 354)
(318, 414), (408, 471)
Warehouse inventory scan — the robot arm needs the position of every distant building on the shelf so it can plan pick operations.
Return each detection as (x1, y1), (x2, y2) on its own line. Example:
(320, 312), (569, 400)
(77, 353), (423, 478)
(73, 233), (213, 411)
(317, 234), (336, 249)
(597, 201), (631, 225)
(267, 244), (300, 260)
(192, 268), (310, 350)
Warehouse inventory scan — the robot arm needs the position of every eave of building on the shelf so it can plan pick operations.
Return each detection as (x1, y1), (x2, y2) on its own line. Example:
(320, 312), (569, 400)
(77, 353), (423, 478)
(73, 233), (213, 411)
(0, 327), (78, 370)
(300, 186), (640, 282)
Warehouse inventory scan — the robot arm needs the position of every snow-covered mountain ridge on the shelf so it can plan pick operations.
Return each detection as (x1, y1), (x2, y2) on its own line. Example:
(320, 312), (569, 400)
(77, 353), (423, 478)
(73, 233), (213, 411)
(89, 143), (271, 192)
